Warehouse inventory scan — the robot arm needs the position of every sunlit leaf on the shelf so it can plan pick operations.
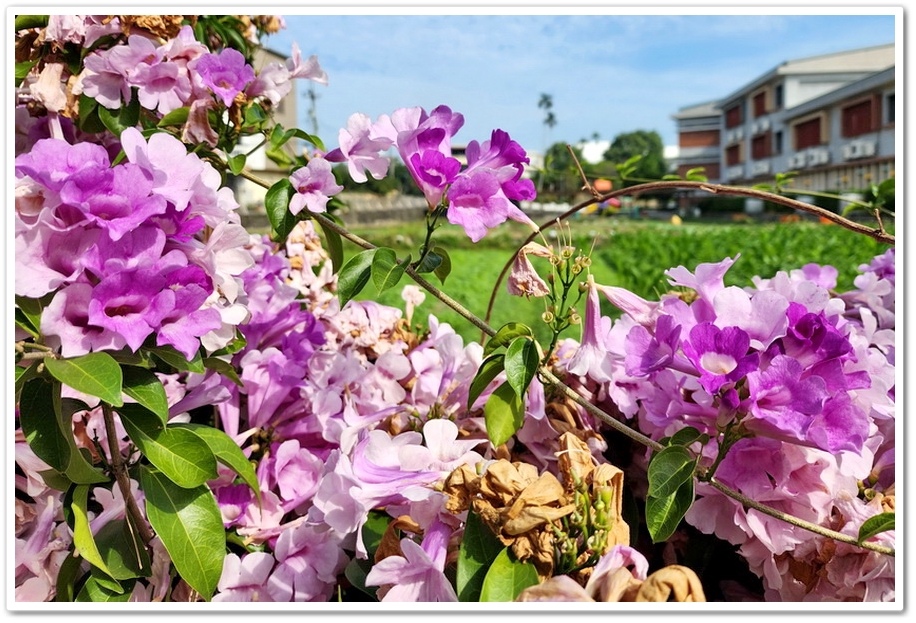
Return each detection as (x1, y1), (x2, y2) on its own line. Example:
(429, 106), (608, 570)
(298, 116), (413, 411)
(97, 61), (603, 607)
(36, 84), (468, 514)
(140, 465), (224, 601)
(44, 352), (123, 407)
(479, 547), (539, 602)
(371, 247), (407, 293)
(484, 322), (534, 357)
(647, 445), (696, 498)
(121, 366), (169, 424)
(457, 507), (503, 601)
(467, 354), (505, 411)
(483, 382), (524, 447)
(646, 478), (695, 543)
(337, 248), (377, 309)
(504, 337), (538, 398)
(857, 512), (895, 544)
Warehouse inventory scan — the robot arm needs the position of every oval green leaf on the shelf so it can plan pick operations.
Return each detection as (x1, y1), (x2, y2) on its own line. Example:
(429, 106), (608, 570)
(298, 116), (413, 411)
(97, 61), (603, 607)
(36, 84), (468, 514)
(172, 423), (261, 503)
(140, 465), (225, 601)
(467, 354), (505, 411)
(857, 512), (895, 544)
(71, 484), (114, 577)
(484, 322), (534, 357)
(145, 345), (205, 373)
(371, 247), (407, 293)
(484, 382), (524, 447)
(44, 352), (124, 407)
(432, 246), (452, 284)
(646, 478), (695, 543)
(647, 445), (696, 499)
(457, 507), (504, 601)
(264, 177), (297, 242)
(338, 248), (377, 309)
(504, 337), (539, 398)
(317, 216), (344, 273)
(118, 404), (217, 488)
(121, 366), (169, 424)
(415, 250), (443, 275)
(479, 547), (540, 602)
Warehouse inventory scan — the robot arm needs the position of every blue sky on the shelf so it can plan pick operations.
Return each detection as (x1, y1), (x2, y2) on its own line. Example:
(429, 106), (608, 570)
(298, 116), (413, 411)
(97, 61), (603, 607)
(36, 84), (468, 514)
(263, 8), (897, 157)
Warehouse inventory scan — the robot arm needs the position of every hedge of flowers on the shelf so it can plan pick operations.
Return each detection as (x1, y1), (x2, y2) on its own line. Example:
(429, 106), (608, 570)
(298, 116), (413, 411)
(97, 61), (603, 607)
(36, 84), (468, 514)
(13, 15), (895, 605)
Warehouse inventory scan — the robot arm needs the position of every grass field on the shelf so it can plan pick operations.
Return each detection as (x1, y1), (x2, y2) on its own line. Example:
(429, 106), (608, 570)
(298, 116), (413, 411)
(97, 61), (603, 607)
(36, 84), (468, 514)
(335, 216), (892, 345)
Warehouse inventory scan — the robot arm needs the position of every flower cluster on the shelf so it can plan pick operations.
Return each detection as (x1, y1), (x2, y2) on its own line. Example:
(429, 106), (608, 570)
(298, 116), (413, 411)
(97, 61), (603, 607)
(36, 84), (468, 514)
(326, 105), (537, 241)
(14, 127), (250, 359)
(556, 251), (896, 600)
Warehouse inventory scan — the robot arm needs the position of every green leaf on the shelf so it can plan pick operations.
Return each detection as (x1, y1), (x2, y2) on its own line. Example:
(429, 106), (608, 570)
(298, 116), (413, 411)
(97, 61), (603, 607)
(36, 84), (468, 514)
(432, 246), (452, 284)
(78, 94), (106, 134)
(227, 153), (247, 175)
(857, 512), (895, 544)
(684, 167), (708, 182)
(264, 177), (297, 242)
(244, 102), (268, 126)
(317, 216), (344, 273)
(157, 106), (191, 128)
(145, 345), (205, 374)
(645, 478), (695, 543)
(467, 354), (505, 411)
(666, 426), (704, 448)
(71, 485), (114, 577)
(93, 518), (151, 580)
(504, 337), (539, 398)
(371, 247), (407, 293)
(16, 60), (37, 85)
(484, 322), (535, 357)
(172, 423), (261, 503)
(479, 547), (539, 602)
(55, 549), (84, 602)
(98, 97), (140, 136)
(15, 295), (49, 333)
(118, 404), (218, 488)
(647, 445), (696, 498)
(337, 248), (377, 309)
(415, 250), (443, 275)
(19, 380), (107, 484)
(342, 511), (391, 600)
(457, 507), (504, 601)
(44, 352), (124, 407)
(75, 575), (134, 602)
(15, 15), (49, 30)
(483, 382), (524, 447)
(140, 465), (225, 601)
(121, 366), (169, 424)
(203, 356), (244, 387)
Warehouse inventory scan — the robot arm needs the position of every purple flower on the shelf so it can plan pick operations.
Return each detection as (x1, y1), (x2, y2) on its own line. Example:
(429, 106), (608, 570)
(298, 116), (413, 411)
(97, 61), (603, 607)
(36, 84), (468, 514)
(288, 158), (343, 215)
(745, 354), (829, 447)
(213, 552), (275, 602)
(365, 519), (458, 602)
(566, 275), (614, 383)
(194, 48), (255, 106)
(624, 314), (681, 376)
(682, 323), (758, 394)
(87, 267), (173, 351)
(40, 282), (128, 356)
(267, 523), (345, 602)
(132, 60), (191, 114)
(328, 112), (395, 183)
(445, 166), (536, 242)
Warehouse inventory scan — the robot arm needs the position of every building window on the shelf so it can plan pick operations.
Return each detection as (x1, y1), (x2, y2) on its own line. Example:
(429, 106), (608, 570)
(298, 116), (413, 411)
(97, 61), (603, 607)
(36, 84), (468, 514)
(842, 100), (875, 137)
(725, 104), (743, 129)
(753, 91), (767, 118)
(794, 118), (822, 150)
(725, 144), (742, 166)
(773, 131), (783, 155)
(751, 132), (771, 160)
(885, 93), (895, 124)
(774, 84), (784, 109)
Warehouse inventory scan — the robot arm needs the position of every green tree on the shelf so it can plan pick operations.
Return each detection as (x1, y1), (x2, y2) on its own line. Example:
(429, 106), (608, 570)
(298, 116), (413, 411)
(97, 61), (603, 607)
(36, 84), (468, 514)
(603, 129), (668, 185)
(531, 142), (585, 201)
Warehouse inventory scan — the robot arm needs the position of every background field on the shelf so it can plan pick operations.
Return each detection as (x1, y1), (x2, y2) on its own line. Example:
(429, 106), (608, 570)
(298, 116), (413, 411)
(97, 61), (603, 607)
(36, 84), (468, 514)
(336, 217), (891, 345)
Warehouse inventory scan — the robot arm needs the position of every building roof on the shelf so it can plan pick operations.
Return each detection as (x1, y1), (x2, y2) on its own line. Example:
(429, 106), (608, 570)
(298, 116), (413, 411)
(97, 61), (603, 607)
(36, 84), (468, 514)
(672, 99), (721, 120)
(719, 42), (894, 106)
(784, 66), (895, 120)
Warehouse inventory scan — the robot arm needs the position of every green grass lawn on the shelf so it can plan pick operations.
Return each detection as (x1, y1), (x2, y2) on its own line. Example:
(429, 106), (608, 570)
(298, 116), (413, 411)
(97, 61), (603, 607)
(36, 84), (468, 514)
(335, 216), (891, 345)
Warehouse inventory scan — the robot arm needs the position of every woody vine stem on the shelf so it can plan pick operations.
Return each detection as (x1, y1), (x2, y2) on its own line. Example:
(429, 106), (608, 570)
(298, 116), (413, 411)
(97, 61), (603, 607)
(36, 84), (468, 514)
(236, 167), (894, 558)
